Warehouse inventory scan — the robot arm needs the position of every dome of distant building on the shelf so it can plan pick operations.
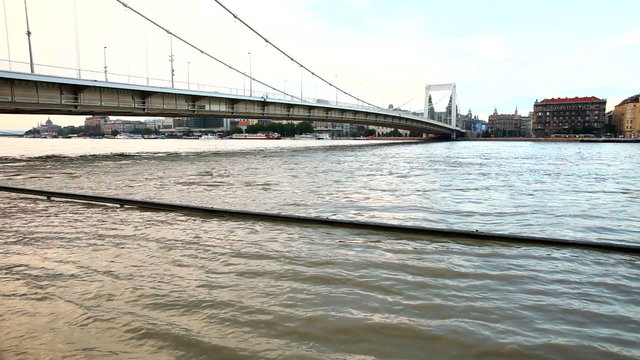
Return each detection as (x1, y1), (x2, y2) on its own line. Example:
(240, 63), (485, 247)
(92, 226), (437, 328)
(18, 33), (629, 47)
(34, 117), (62, 137)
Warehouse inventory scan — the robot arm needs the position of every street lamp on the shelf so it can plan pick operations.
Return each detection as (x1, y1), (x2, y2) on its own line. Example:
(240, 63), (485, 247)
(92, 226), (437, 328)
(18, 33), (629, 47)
(187, 61), (190, 90)
(73, 0), (81, 78)
(334, 75), (338, 105)
(248, 52), (252, 97)
(3, 0), (11, 70)
(23, 0), (34, 73)
(169, 36), (175, 88)
(103, 46), (108, 81)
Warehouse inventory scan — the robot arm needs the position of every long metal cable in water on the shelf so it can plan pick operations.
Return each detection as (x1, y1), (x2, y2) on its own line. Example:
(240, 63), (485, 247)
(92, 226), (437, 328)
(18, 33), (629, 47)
(1, 185), (639, 255)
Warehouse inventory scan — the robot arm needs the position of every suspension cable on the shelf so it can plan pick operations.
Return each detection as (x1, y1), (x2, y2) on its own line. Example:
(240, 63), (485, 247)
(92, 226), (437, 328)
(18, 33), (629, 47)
(114, 0), (303, 101)
(396, 93), (420, 110)
(210, 0), (381, 109)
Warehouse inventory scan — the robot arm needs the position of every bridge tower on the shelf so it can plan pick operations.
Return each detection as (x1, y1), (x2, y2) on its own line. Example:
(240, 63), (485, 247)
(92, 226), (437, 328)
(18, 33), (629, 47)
(424, 83), (457, 129)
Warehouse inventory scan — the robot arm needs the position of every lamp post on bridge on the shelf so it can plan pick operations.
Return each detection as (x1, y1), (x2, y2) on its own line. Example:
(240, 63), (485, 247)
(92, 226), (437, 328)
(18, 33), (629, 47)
(23, 0), (34, 74)
(169, 36), (175, 88)
(334, 75), (338, 105)
(3, 0), (11, 70)
(187, 61), (190, 90)
(103, 46), (108, 81)
(248, 52), (252, 97)
(73, 0), (81, 79)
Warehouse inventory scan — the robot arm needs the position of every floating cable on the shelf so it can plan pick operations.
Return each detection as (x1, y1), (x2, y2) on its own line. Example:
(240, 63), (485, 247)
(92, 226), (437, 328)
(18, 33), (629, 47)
(211, 0), (382, 109)
(1, 185), (639, 255)
(114, 0), (303, 101)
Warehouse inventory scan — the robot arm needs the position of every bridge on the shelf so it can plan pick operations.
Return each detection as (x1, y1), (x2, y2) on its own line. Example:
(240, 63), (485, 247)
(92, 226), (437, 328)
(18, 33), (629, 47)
(0, 70), (460, 135)
(0, 130), (20, 137)
(0, 0), (464, 137)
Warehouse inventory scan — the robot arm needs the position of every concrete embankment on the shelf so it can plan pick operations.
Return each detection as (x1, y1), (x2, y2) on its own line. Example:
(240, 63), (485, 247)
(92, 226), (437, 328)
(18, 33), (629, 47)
(373, 137), (426, 141)
(462, 138), (583, 142)
(580, 138), (640, 143)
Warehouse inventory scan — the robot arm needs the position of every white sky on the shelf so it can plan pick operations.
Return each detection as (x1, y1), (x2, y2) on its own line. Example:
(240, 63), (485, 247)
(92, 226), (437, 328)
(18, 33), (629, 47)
(0, 0), (639, 130)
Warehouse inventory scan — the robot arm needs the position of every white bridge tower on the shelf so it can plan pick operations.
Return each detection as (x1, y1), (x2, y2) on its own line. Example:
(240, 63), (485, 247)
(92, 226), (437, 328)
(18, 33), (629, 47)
(424, 83), (457, 129)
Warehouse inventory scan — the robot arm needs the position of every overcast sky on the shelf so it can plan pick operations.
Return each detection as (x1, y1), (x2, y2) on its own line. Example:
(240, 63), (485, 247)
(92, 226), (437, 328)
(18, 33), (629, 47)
(0, 0), (639, 130)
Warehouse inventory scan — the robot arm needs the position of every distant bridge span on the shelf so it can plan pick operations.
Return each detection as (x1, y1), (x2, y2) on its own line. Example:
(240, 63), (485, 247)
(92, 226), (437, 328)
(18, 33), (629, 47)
(0, 71), (461, 135)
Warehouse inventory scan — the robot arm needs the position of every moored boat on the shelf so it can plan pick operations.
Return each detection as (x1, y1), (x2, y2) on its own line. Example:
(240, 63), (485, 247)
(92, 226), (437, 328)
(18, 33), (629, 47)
(200, 134), (221, 140)
(231, 132), (281, 140)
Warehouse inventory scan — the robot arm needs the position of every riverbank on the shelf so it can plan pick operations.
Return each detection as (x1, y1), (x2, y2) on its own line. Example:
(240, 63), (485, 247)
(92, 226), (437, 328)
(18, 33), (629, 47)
(580, 138), (640, 143)
(367, 137), (426, 141)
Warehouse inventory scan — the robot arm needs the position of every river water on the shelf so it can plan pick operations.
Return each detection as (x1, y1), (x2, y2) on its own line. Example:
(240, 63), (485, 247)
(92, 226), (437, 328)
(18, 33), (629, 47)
(0, 138), (639, 359)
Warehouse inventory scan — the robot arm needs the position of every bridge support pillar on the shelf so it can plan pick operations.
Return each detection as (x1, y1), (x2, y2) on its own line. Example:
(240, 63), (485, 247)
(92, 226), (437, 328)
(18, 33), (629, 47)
(424, 83), (457, 127)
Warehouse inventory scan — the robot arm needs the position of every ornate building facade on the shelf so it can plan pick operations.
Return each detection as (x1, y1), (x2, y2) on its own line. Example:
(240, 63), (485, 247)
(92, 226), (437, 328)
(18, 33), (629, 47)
(458, 109), (487, 137)
(613, 94), (640, 138)
(36, 117), (62, 136)
(84, 116), (110, 136)
(532, 97), (607, 138)
(487, 107), (529, 137)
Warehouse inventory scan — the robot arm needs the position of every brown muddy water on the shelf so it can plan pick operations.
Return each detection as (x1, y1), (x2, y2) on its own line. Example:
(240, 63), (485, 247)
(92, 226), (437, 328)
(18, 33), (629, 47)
(1, 138), (639, 359)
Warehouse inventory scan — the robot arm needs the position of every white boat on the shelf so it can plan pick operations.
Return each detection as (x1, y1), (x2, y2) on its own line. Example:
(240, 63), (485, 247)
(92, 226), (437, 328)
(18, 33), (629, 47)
(231, 132), (281, 140)
(294, 133), (331, 140)
(200, 134), (221, 140)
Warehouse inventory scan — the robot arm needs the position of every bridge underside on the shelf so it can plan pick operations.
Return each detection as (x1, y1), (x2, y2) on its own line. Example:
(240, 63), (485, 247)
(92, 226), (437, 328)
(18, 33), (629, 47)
(0, 72), (458, 135)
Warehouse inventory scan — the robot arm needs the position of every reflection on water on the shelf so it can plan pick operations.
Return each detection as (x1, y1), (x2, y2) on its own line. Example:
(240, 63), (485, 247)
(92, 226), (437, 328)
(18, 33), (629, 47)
(0, 138), (639, 359)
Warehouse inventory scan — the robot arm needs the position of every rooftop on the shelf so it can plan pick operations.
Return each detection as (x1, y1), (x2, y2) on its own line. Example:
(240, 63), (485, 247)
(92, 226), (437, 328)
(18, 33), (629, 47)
(617, 94), (640, 106)
(538, 96), (603, 104)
